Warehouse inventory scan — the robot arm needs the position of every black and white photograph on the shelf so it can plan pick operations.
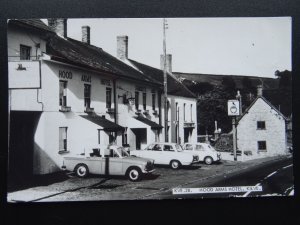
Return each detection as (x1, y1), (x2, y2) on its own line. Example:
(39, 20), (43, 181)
(6, 16), (293, 202)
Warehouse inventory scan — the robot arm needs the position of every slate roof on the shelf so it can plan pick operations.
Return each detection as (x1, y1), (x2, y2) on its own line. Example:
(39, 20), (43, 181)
(134, 116), (163, 130)
(129, 59), (196, 98)
(46, 35), (161, 85)
(80, 115), (125, 132)
(8, 19), (55, 34)
(237, 96), (287, 123)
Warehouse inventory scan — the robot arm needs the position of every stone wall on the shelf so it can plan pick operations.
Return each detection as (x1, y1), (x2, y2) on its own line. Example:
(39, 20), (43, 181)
(213, 133), (233, 152)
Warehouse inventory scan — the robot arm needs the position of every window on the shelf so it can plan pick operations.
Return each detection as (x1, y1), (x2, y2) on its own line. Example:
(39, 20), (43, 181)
(164, 145), (175, 151)
(143, 92), (147, 110)
(59, 127), (68, 152)
(196, 145), (204, 151)
(258, 141), (267, 151)
(98, 129), (101, 144)
(20, 45), (31, 60)
(190, 104), (193, 122)
(59, 80), (67, 106)
(106, 88), (112, 109)
(135, 91), (139, 110)
(152, 93), (156, 110)
(185, 144), (193, 150)
(183, 103), (186, 121)
(109, 132), (115, 144)
(84, 84), (91, 108)
(152, 144), (162, 151)
(257, 121), (266, 130)
(122, 127), (128, 145)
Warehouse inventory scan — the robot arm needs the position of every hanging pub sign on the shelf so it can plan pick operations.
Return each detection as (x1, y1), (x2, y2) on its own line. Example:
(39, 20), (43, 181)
(227, 100), (240, 116)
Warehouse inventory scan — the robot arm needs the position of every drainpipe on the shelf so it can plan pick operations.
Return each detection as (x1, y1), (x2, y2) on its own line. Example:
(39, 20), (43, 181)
(8, 89), (11, 172)
(113, 79), (117, 124)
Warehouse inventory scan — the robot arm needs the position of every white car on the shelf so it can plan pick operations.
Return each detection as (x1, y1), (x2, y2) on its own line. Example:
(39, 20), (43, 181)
(130, 142), (199, 169)
(182, 143), (221, 165)
(62, 145), (155, 181)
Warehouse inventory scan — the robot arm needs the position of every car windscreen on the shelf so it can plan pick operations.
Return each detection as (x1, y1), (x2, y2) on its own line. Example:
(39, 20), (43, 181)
(175, 144), (183, 152)
(116, 147), (129, 157)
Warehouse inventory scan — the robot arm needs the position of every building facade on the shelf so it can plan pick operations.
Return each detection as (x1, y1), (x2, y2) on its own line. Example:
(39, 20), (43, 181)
(8, 19), (198, 177)
(8, 19), (163, 175)
(236, 87), (287, 156)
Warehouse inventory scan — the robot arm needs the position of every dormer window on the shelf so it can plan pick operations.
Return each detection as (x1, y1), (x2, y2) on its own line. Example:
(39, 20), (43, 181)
(20, 45), (31, 60)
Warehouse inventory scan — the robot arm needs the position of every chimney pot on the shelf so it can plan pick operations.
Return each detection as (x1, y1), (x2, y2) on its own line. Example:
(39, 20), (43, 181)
(160, 54), (172, 73)
(117, 36), (128, 60)
(82, 26), (90, 44)
(48, 18), (68, 38)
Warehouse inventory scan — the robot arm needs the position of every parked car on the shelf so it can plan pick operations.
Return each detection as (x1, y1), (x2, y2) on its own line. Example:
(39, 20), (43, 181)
(182, 143), (221, 165)
(130, 142), (199, 169)
(62, 145), (155, 181)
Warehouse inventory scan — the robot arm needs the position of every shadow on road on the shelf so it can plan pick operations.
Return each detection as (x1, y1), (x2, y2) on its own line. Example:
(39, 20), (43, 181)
(7, 171), (70, 192)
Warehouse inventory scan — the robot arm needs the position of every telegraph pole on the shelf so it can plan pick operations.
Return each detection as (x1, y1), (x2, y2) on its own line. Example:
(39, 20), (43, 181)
(163, 18), (168, 142)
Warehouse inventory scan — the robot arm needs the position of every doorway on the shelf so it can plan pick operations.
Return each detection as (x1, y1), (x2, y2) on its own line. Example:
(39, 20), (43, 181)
(131, 128), (147, 150)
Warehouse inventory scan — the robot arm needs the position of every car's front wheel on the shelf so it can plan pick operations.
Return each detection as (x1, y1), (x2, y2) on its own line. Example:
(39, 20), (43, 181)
(170, 160), (181, 170)
(204, 156), (213, 165)
(127, 167), (142, 182)
(75, 164), (89, 178)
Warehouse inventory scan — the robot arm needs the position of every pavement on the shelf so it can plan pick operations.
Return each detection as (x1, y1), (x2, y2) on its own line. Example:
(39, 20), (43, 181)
(6, 154), (293, 202)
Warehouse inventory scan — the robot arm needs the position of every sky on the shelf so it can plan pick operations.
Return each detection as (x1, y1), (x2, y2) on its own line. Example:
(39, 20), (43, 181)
(43, 17), (291, 78)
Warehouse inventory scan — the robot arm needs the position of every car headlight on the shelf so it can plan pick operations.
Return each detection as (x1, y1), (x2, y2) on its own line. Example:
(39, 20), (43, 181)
(145, 161), (154, 171)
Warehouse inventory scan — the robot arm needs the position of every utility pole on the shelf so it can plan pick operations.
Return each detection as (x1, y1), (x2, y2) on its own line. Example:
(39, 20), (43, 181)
(163, 18), (168, 142)
(232, 118), (237, 161)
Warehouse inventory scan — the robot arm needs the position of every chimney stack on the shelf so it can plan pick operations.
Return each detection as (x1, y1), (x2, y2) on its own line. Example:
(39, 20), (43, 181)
(160, 54), (172, 73)
(117, 36), (128, 60)
(48, 18), (68, 38)
(257, 85), (263, 97)
(82, 26), (90, 44)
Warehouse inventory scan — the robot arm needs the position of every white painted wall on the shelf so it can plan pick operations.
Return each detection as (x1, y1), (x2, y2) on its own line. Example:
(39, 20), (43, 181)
(7, 25), (46, 61)
(165, 95), (197, 144)
(41, 61), (115, 116)
(237, 98), (287, 156)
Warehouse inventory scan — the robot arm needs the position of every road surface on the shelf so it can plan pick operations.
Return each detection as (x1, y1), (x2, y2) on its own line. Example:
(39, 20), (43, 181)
(153, 157), (294, 199)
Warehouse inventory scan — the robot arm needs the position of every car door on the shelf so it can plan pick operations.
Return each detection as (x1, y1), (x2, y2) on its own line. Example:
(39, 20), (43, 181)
(161, 144), (176, 164)
(195, 144), (206, 161)
(148, 144), (163, 164)
(102, 148), (123, 176)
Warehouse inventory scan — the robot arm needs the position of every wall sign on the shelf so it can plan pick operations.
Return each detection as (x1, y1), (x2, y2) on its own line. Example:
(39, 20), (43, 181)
(227, 100), (240, 116)
(81, 74), (91, 83)
(136, 86), (146, 92)
(101, 79), (111, 86)
(59, 70), (72, 79)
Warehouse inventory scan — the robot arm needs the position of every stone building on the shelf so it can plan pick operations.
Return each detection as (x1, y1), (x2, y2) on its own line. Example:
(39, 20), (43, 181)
(236, 86), (287, 156)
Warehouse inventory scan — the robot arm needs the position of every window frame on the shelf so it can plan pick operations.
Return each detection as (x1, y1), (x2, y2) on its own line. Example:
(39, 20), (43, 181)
(257, 121), (266, 130)
(135, 91), (139, 110)
(257, 141), (267, 151)
(59, 80), (68, 106)
(84, 84), (91, 108)
(106, 87), (112, 109)
(59, 127), (68, 153)
(20, 44), (31, 60)
(152, 92), (156, 110)
(143, 92), (147, 110)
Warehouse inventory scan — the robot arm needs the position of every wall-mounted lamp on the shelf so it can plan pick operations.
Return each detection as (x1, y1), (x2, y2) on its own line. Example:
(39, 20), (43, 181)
(118, 91), (135, 105)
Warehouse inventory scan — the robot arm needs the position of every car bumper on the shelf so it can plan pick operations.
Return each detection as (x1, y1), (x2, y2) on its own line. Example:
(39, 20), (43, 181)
(142, 169), (155, 174)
